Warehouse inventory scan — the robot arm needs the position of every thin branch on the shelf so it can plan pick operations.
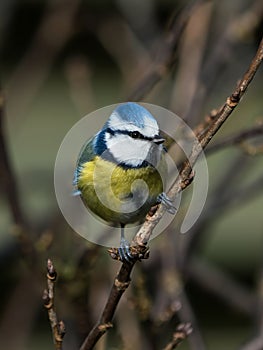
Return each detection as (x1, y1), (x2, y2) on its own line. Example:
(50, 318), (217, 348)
(162, 323), (193, 350)
(205, 123), (263, 154)
(43, 259), (65, 350)
(79, 257), (145, 350)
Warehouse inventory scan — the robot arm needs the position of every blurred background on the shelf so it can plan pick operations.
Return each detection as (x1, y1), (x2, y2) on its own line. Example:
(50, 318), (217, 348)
(0, 0), (263, 349)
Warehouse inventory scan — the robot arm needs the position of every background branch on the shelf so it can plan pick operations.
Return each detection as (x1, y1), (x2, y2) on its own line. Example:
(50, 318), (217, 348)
(206, 123), (263, 154)
(162, 323), (193, 350)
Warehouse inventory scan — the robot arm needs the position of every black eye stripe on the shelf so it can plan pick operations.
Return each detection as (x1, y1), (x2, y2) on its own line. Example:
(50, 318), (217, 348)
(106, 127), (115, 136)
(106, 127), (153, 141)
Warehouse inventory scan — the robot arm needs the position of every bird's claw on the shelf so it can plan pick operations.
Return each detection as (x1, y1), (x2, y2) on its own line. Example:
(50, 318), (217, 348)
(109, 244), (150, 262)
(157, 192), (177, 214)
(118, 237), (135, 263)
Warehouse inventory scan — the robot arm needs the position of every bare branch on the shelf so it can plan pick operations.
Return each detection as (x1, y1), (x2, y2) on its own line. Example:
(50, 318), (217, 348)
(79, 259), (140, 350)
(205, 123), (263, 154)
(43, 259), (65, 350)
(162, 323), (193, 350)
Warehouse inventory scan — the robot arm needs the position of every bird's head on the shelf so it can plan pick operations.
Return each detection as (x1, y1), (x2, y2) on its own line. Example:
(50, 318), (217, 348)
(94, 102), (164, 168)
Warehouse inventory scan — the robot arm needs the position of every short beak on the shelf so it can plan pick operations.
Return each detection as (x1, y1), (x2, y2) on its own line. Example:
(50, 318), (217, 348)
(153, 135), (165, 145)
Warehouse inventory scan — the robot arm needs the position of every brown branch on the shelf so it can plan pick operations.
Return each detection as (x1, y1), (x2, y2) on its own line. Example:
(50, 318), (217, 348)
(205, 123), (263, 154)
(43, 259), (65, 350)
(79, 247), (149, 350)
(162, 323), (193, 350)
(80, 259), (136, 350)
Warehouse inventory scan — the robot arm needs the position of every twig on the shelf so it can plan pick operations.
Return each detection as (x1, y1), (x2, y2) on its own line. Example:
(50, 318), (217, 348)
(205, 123), (263, 154)
(162, 323), (193, 350)
(43, 259), (65, 350)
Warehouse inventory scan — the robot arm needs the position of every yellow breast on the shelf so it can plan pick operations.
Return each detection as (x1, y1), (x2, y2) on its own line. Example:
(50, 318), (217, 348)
(77, 156), (165, 225)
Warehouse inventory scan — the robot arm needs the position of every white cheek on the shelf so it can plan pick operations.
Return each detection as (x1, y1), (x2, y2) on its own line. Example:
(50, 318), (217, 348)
(106, 135), (151, 166)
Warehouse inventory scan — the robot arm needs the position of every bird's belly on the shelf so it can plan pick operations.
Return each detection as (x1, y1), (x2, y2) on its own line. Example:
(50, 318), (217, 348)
(77, 156), (164, 225)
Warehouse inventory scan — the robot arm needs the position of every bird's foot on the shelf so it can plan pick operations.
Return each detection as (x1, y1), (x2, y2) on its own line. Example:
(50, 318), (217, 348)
(108, 241), (150, 263)
(157, 192), (177, 214)
(118, 237), (135, 264)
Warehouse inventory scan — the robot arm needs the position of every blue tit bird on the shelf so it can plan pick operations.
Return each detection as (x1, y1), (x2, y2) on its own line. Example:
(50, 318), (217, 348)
(74, 102), (175, 262)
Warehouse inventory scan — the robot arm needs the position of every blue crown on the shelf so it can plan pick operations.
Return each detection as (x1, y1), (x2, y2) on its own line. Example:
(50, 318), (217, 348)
(110, 102), (156, 129)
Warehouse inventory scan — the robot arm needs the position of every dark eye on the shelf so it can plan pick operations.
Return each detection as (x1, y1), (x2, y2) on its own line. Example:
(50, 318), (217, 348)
(129, 131), (141, 139)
